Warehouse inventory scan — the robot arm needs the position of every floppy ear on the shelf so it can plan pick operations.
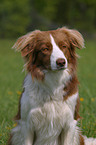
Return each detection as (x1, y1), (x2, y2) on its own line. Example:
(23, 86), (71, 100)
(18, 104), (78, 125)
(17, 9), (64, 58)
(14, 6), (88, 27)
(60, 27), (84, 49)
(13, 30), (45, 81)
(12, 30), (41, 57)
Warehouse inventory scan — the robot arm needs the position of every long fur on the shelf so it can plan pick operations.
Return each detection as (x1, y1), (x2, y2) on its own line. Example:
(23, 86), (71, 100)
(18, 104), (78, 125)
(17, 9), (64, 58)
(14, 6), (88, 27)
(8, 27), (96, 145)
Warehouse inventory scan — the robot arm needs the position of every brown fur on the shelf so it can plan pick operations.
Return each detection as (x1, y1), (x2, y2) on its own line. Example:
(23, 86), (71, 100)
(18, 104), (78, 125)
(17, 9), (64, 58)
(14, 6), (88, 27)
(64, 76), (79, 100)
(80, 134), (85, 145)
(9, 27), (84, 144)
(75, 97), (81, 120)
(14, 89), (25, 120)
(7, 134), (13, 145)
(63, 75), (81, 120)
(13, 27), (84, 81)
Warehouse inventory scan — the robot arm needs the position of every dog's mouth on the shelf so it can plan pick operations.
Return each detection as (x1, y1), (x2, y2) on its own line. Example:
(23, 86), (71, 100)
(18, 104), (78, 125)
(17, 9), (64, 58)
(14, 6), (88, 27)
(57, 66), (67, 70)
(42, 66), (67, 73)
(49, 66), (67, 71)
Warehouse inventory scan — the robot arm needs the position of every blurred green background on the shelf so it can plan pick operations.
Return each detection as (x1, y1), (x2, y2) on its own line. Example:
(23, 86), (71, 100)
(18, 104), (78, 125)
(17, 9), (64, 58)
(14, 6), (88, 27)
(0, 0), (96, 144)
(0, 0), (96, 38)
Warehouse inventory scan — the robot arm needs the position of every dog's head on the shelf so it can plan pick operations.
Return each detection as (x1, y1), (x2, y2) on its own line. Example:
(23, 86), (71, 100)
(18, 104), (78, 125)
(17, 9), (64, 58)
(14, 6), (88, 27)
(13, 27), (84, 81)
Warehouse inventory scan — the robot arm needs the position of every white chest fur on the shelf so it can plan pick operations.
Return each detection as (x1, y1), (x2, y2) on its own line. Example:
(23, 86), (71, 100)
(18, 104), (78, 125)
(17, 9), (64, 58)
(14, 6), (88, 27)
(28, 100), (77, 145)
(21, 73), (78, 120)
(21, 71), (70, 119)
(20, 74), (79, 145)
(12, 73), (79, 145)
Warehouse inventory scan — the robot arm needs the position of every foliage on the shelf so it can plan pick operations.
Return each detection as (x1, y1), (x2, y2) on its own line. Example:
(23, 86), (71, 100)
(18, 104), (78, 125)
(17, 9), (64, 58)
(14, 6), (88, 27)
(53, 0), (96, 31)
(0, 0), (96, 38)
(0, 0), (30, 38)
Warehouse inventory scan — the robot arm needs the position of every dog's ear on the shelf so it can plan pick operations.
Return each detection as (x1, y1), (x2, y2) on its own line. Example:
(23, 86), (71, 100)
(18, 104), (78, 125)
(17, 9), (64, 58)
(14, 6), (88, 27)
(13, 30), (45, 81)
(60, 27), (84, 49)
(12, 30), (41, 57)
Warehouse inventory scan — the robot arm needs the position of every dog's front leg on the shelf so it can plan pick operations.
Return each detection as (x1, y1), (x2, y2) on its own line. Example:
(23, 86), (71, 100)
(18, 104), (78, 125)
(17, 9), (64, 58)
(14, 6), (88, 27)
(10, 120), (34, 145)
(59, 120), (79, 145)
(64, 120), (78, 145)
(26, 113), (36, 145)
(25, 129), (34, 145)
(27, 107), (44, 145)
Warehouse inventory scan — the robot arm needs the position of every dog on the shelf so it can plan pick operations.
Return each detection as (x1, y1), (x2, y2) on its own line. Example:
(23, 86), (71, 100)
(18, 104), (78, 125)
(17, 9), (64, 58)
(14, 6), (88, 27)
(8, 27), (96, 145)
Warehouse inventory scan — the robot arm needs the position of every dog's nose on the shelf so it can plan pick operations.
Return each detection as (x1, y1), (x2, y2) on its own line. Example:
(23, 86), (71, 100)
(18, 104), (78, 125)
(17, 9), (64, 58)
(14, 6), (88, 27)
(56, 58), (66, 67)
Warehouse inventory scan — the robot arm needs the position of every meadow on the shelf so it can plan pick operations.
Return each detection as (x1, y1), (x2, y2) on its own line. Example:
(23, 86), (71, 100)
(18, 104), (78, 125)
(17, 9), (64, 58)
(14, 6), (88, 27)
(0, 39), (96, 144)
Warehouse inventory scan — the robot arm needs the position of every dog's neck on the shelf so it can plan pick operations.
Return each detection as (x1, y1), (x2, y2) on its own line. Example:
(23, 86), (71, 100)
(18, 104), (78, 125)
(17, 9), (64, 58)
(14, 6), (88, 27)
(24, 69), (78, 102)
(42, 69), (71, 92)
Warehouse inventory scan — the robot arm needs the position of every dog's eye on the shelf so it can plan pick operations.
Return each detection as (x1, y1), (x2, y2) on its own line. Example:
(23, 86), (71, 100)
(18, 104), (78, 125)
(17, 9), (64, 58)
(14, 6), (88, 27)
(62, 45), (67, 49)
(42, 47), (49, 51)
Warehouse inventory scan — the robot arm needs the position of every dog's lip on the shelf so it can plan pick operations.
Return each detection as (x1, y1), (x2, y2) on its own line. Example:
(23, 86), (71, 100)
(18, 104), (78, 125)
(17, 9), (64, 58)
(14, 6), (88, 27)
(43, 66), (67, 72)
(57, 66), (67, 70)
(51, 66), (67, 71)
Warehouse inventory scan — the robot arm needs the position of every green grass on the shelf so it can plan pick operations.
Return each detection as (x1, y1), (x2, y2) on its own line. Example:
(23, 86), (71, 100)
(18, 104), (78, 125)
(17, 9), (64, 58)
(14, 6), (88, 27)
(0, 39), (96, 144)
(0, 39), (25, 144)
(77, 40), (96, 137)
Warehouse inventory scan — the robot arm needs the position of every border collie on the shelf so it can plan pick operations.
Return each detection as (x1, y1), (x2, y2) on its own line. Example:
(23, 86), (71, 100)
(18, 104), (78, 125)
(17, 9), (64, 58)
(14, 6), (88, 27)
(8, 27), (96, 145)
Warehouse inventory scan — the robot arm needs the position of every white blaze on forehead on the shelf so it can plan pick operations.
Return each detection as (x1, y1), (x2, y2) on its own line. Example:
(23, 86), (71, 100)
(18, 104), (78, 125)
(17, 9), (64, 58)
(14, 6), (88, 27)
(50, 34), (67, 70)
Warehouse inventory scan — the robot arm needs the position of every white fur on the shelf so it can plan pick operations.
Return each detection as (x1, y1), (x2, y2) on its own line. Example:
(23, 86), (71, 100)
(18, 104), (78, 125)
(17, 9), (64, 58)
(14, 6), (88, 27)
(11, 71), (96, 145)
(66, 92), (79, 116)
(50, 35), (67, 70)
(11, 71), (81, 145)
(84, 136), (96, 145)
(21, 70), (71, 120)
(10, 31), (96, 145)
